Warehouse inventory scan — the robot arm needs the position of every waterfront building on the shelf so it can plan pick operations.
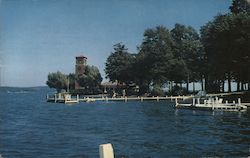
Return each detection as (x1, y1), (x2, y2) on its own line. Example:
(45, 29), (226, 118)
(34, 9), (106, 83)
(75, 56), (87, 89)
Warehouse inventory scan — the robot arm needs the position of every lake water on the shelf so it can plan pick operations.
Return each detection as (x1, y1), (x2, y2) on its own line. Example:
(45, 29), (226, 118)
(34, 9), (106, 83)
(0, 87), (250, 158)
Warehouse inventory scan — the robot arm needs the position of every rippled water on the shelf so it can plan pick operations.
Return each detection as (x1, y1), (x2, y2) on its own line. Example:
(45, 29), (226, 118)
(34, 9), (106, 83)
(0, 87), (250, 158)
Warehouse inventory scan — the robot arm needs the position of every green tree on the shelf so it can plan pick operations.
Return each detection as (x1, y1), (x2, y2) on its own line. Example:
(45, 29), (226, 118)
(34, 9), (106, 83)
(230, 0), (250, 14)
(105, 43), (136, 84)
(201, 14), (232, 92)
(168, 59), (188, 85)
(136, 26), (174, 93)
(171, 24), (203, 92)
(78, 65), (103, 94)
(229, 0), (250, 90)
(201, 11), (250, 92)
(228, 13), (250, 90)
(46, 71), (67, 92)
(68, 73), (76, 90)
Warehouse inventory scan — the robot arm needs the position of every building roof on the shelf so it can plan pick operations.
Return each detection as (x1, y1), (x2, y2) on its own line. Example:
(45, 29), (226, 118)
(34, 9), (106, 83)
(76, 55), (87, 59)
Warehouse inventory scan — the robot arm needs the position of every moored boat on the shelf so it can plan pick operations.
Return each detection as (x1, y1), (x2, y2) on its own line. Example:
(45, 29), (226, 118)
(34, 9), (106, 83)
(175, 97), (247, 111)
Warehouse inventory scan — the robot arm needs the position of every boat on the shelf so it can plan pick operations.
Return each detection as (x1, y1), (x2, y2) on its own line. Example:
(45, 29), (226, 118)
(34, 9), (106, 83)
(175, 97), (247, 112)
(85, 97), (96, 102)
(47, 93), (79, 104)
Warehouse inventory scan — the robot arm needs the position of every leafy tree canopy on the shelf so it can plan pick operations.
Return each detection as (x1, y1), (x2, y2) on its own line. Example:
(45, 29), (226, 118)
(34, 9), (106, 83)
(137, 26), (174, 85)
(200, 9), (250, 92)
(46, 71), (67, 92)
(230, 0), (250, 14)
(171, 24), (203, 82)
(105, 43), (136, 83)
(78, 65), (103, 91)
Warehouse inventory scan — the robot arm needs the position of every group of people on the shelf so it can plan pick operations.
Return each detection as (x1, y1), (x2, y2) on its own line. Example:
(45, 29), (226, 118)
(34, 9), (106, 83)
(112, 89), (126, 98)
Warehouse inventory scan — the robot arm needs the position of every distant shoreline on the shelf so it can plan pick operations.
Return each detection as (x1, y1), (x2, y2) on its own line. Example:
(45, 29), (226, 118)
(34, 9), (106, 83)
(0, 86), (48, 89)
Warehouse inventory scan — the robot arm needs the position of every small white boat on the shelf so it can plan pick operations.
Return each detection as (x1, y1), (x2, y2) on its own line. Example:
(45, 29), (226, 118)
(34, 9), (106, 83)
(85, 97), (96, 102)
(175, 97), (247, 112)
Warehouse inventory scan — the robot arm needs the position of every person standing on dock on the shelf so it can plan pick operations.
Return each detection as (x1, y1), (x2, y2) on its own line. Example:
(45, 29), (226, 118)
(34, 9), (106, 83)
(112, 90), (116, 98)
(122, 89), (126, 98)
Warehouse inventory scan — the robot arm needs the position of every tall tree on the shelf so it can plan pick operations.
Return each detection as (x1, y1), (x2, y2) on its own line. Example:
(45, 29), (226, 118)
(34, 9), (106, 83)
(105, 43), (136, 84)
(136, 26), (174, 93)
(46, 71), (67, 92)
(171, 24), (203, 92)
(68, 73), (76, 90)
(78, 65), (103, 94)
(229, 13), (250, 90)
(201, 14), (234, 92)
(230, 0), (250, 14)
(229, 0), (250, 91)
(201, 11), (250, 92)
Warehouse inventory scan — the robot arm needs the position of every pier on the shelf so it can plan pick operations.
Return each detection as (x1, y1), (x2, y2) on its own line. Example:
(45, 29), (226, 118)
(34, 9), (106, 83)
(46, 92), (250, 110)
(46, 93), (80, 104)
(46, 93), (194, 104)
(175, 97), (249, 111)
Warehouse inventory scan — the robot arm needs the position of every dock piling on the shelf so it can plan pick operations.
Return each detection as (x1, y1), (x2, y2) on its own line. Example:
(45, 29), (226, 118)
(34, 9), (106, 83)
(175, 98), (178, 107)
(215, 97), (218, 103)
(238, 98), (241, 106)
(54, 94), (57, 103)
(99, 143), (114, 158)
(212, 99), (215, 110)
(77, 94), (79, 103)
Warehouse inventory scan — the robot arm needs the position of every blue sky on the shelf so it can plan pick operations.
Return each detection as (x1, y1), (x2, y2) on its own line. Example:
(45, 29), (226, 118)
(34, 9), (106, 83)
(0, 0), (231, 87)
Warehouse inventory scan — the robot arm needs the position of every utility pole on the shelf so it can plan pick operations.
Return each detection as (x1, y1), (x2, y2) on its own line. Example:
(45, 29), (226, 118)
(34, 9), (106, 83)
(67, 76), (70, 92)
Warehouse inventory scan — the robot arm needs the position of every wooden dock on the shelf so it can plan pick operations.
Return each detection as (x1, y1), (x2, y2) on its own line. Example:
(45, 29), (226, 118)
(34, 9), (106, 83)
(175, 97), (248, 111)
(46, 93), (194, 104)
(243, 103), (250, 107)
(46, 92), (250, 110)
(47, 93), (79, 104)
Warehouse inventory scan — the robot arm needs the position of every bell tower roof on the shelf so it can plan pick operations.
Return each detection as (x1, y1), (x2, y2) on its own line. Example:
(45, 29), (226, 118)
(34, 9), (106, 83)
(76, 56), (87, 59)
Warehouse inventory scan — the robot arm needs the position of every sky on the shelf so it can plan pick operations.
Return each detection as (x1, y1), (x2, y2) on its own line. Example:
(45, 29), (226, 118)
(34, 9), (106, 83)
(0, 0), (231, 87)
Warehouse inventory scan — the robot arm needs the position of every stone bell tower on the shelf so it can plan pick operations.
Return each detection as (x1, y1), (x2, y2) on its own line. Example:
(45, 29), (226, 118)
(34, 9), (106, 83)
(75, 56), (87, 89)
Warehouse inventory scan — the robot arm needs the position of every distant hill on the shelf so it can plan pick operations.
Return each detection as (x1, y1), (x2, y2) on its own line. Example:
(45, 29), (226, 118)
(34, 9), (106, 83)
(0, 86), (55, 94)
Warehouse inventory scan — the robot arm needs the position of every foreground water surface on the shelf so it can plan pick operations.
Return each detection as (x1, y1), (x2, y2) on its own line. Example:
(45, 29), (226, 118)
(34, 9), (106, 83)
(0, 87), (250, 158)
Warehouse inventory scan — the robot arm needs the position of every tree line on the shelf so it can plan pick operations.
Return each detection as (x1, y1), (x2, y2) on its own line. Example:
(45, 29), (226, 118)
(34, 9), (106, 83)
(46, 65), (102, 93)
(105, 0), (250, 95)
